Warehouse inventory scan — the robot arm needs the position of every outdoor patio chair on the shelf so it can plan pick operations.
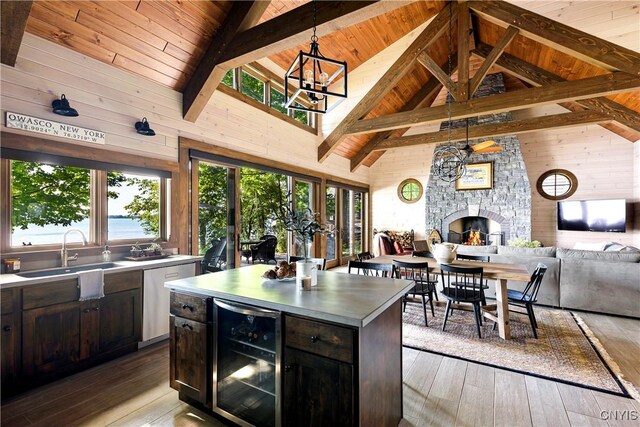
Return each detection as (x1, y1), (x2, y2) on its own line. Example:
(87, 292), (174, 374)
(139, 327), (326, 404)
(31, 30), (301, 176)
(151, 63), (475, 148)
(201, 238), (227, 273)
(250, 235), (277, 264)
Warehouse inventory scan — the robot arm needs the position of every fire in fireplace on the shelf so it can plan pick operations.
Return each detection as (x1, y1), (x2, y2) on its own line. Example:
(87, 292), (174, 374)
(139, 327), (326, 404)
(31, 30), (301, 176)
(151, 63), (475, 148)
(466, 230), (483, 246)
(462, 217), (488, 245)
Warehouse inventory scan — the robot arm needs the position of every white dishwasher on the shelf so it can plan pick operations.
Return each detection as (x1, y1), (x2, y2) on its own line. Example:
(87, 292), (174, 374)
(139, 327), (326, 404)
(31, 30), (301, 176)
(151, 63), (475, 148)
(141, 263), (196, 347)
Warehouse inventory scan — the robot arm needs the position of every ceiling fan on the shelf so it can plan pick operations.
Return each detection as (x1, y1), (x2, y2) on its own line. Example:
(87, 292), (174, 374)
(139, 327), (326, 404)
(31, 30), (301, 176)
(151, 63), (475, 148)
(461, 139), (503, 156)
(460, 118), (503, 157)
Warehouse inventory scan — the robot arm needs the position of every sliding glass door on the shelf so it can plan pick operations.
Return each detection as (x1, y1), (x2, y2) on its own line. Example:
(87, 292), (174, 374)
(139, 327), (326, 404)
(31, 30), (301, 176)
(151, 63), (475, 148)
(325, 185), (367, 268)
(325, 186), (338, 265)
(197, 161), (236, 270)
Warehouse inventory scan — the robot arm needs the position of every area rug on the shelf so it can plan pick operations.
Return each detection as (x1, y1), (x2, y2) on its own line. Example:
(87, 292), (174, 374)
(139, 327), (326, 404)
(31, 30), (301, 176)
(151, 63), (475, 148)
(402, 301), (638, 398)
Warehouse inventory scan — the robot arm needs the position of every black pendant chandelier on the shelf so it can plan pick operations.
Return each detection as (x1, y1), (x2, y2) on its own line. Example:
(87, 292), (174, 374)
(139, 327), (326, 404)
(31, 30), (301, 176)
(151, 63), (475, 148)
(284, 0), (347, 114)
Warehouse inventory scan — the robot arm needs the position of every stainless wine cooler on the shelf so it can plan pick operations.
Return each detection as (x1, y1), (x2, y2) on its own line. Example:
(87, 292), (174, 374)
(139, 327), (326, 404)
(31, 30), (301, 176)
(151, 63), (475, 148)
(213, 299), (281, 427)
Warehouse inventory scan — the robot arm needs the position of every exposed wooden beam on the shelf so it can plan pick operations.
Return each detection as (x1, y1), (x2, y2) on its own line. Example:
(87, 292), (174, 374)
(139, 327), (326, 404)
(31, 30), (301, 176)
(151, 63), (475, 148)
(317, 3), (457, 162)
(347, 72), (640, 135)
(468, 26), (518, 97)
(457, 1), (470, 100)
(350, 80), (443, 171)
(1, 0), (32, 66)
(474, 43), (640, 135)
(350, 57), (458, 171)
(219, 1), (413, 68)
(416, 53), (456, 99)
(372, 110), (610, 150)
(469, 1), (640, 76)
(183, 1), (271, 122)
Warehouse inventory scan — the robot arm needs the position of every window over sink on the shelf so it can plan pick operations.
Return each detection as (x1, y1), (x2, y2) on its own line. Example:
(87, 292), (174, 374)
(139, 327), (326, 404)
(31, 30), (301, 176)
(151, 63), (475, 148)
(5, 157), (170, 249)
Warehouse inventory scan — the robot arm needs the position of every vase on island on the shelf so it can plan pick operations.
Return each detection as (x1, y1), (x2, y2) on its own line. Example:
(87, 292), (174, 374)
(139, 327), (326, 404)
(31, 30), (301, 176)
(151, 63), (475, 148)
(296, 241), (317, 289)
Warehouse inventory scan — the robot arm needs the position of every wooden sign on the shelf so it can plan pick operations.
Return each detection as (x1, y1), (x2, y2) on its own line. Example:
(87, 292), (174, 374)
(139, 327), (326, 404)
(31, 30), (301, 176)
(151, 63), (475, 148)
(5, 112), (106, 144)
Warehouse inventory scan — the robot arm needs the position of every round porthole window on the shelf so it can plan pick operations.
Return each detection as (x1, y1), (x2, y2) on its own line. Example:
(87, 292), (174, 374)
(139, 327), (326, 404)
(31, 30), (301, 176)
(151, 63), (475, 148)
(398, 178), (423, 204)
(536, 169), (578, 200)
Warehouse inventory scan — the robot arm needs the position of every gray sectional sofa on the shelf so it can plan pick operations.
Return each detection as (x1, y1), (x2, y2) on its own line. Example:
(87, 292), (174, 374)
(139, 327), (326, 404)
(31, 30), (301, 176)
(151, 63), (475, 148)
(455, 245), (640, 318)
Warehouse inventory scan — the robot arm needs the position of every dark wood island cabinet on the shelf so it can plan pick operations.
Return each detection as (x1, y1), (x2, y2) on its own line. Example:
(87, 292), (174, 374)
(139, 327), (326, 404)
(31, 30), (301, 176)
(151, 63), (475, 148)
(167, 265), (413, 427)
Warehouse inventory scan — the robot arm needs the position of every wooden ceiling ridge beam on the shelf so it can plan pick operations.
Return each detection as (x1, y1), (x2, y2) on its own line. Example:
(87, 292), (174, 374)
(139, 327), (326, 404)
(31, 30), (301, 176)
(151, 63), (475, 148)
(350, 55), (459, 171)
(350, 59), (459, 171)
(457, 1), (470, 101)
(1, 0), (33, 66)
(473, 43), (640, 135)
(468, 26), (518, 97)
(317, 2), (459, 163)
(218, 1), (414, 69)
(468, 1), (640, 76)
(347, 72), (640, 135)
(416, 53), (457, 100)
(182, 1), (271, 122)
(372, 110), (611, 150)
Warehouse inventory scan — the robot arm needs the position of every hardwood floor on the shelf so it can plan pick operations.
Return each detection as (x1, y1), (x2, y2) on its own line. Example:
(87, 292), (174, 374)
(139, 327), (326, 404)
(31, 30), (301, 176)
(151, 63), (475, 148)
(2, 313), (638, 427)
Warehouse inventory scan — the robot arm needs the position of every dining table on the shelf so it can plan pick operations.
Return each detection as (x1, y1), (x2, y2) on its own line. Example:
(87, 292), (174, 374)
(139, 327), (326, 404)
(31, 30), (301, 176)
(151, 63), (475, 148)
(367, 255), (531, 340)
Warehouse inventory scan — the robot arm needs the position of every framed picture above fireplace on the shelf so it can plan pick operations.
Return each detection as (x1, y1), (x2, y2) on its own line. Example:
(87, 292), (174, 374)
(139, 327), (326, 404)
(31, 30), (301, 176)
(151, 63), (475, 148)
(456, 162), (493, 191)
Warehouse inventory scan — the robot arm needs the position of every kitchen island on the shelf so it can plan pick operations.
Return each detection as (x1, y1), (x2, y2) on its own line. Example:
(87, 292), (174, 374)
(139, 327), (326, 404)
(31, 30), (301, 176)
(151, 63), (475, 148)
(165, 264), (414, 427)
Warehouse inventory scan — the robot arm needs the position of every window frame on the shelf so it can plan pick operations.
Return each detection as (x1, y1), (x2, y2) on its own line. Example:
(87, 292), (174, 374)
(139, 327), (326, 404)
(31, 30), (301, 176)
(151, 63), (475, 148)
(1, 133), (177, 254)
(536, 169), (578, 201)
(397, 178), (424, 204)
(217, 64), (317, 133)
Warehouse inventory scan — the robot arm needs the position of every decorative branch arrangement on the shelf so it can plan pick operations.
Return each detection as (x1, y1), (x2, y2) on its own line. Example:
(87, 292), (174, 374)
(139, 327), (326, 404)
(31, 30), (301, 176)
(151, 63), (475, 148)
(279, 195), (330, 261)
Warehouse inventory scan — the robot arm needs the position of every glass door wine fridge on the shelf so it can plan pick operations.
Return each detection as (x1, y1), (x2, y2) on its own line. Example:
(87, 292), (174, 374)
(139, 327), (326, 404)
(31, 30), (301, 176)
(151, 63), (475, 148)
(213, 299), (281, 427)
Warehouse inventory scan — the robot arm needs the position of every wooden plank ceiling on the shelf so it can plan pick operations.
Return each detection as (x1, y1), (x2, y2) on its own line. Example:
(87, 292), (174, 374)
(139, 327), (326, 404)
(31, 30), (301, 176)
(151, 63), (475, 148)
(19, 1), (640, 169)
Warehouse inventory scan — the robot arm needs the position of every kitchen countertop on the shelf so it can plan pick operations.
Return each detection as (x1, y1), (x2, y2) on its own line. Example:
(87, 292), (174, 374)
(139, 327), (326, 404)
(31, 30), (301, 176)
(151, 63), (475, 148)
(0, 255), (202, 288)
(165, 264), (414, 328)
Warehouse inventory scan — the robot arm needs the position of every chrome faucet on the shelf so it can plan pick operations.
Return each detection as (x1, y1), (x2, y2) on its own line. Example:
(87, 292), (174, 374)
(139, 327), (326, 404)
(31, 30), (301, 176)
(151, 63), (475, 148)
(61, 229), (88, 267)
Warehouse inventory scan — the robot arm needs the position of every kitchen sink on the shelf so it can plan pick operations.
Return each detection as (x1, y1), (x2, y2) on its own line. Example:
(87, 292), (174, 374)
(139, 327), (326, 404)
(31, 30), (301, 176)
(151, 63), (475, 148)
(16, 262), (122, 278)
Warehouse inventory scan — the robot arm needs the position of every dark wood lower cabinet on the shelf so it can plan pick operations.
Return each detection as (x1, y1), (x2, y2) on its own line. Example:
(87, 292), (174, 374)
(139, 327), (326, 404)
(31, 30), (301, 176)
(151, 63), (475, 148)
(283, 347), (354, 427)
(169, 314), (210, 405)
(98, 289), (141, 352)
(22, 301), (82, 377)
(1, 313), (17, 385)
(5, 270), (143, 397)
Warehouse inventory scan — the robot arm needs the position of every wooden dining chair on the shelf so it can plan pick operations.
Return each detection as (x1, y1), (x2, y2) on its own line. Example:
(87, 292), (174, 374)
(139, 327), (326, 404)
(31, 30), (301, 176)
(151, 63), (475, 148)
(393, 260), (437, 326)
(289, 256), (327, 271)
(347, 260), (394, 277)
(456, 253), (490, 305)
(505, 263), (548, 338)
(440, 264), (485, 338)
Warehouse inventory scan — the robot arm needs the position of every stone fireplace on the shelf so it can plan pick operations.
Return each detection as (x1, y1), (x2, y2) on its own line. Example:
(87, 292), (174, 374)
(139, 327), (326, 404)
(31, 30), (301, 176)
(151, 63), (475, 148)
(425, 73), (531, 244)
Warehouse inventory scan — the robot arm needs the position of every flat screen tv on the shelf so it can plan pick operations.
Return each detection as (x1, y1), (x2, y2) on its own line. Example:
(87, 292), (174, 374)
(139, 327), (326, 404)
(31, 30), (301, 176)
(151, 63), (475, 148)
(557, 199), (626, 232)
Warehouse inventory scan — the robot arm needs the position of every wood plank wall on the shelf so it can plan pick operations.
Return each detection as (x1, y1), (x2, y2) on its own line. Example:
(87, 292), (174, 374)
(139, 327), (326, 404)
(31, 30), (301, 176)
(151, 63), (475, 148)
(369, 0), (640, 248)
(516, 105), (638, 248)
(369, 103), (639, 248)
(0, 33), (369, 184)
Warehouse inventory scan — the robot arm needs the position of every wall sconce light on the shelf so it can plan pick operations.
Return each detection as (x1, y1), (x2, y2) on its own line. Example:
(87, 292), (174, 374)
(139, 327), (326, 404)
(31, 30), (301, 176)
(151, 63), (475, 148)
(134, 117), (155, 136)
(51, 94), (79, 117)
